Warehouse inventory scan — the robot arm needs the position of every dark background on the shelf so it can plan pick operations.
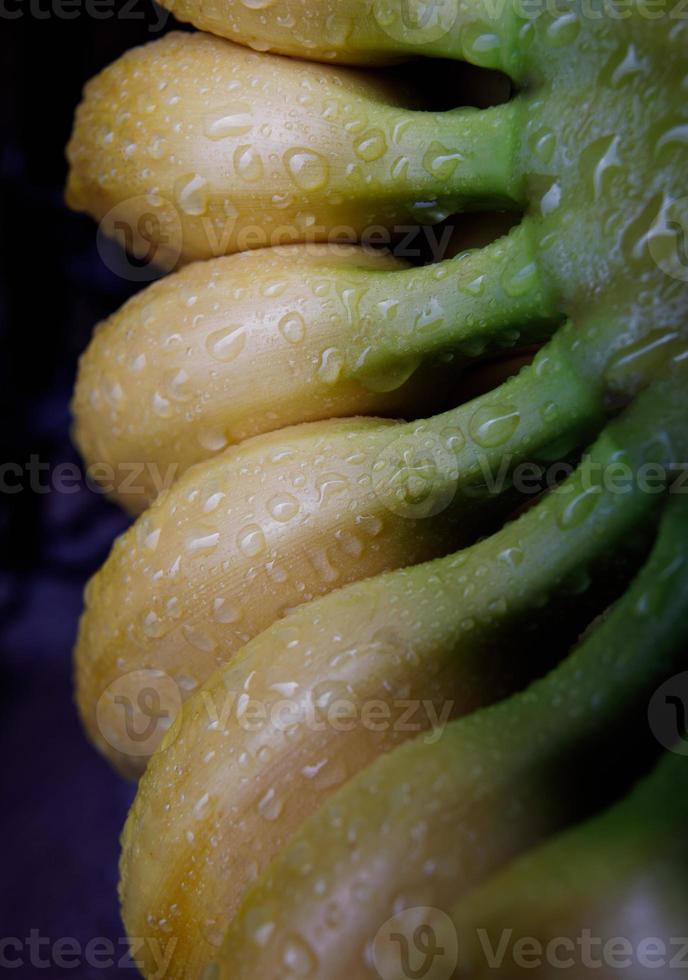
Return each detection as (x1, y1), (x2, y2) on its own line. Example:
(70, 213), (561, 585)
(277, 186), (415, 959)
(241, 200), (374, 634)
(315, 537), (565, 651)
(0, 4), (169, 976)
(0, 7), (511, 973)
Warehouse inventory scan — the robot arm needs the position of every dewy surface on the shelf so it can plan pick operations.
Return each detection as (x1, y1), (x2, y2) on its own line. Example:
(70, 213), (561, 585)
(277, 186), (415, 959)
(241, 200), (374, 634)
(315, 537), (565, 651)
(67, 3), (688, 505)
(63, 2), (688, 978)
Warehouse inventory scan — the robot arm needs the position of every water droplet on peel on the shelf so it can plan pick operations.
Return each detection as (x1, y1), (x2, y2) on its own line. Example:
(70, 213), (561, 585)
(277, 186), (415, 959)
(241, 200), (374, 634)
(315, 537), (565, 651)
(502, 261), (538, 298)
(238, 524), (266, 558)
(354, 130), (388, 162)
(175, 174), (209, 216)
(279, 312), (306, 345)
(183, 624), (217, 653)
(545, 11), (580, 45)
(423, 141), (464, 181)
(318, 348), (345, 385)
(268, 493), (300, 522)
(469, 404), (520, 448)
(198, 429), (229, 452)
(205, 105), (253, 140)
(282, 935), (316, 976)
(558, 487), (601, 530)
(285, 148), (330, 191)
(234, 145), (264, 182)
(213, 597), (241, 624)
(206, 326), (247, 363)
(258, 787), (284, 821)
(153, 391), (173, 418)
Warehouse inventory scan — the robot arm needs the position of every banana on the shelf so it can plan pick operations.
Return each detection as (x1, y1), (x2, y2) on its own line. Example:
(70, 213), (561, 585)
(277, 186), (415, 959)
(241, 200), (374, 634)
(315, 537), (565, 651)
(119, 377), (685, 980)
(73, 228), (557, 511)
(215, 453), (688, 980)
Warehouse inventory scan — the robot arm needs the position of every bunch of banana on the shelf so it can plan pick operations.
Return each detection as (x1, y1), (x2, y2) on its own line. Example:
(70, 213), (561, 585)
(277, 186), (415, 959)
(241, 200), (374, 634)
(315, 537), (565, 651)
(65, 0), (687, 977)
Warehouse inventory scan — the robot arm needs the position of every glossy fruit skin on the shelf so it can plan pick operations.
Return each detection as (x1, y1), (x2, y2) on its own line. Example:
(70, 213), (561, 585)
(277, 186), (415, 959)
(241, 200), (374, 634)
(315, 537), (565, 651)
(77, 327), (604, 779)
(65, 3), (687, 507)
(72, 229), (556, 513)
(214, 417), (688, 980)
(120, 379), (687, 979)
(448, 750), (688, 979)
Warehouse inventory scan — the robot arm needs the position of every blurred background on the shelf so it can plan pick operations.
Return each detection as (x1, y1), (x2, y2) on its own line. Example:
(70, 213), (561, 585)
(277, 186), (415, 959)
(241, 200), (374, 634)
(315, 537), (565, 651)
(0, 6), (166, 976)
(0, 7), (517, 973)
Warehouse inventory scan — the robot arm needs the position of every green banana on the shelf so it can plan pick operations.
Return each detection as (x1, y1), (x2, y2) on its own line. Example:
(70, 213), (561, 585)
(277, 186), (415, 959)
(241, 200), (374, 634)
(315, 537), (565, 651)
(119, 379), (687, 978)
(214, 466), (688, 980)
(448, 750), (688, 978)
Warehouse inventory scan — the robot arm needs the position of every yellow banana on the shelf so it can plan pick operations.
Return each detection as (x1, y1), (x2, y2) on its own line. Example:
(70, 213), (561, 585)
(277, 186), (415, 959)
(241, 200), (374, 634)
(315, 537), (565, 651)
(66, 31), (522, 265)
(120, 378), (687, 980)
(73, 226), (557, 512)
(154, 0), (521, 70)
(75, 324), (604, 779)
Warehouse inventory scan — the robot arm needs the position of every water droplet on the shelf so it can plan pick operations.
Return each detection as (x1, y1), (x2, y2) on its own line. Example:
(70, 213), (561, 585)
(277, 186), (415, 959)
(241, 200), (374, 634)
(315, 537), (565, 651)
(142, 610), (165, 638)
(268, 493), (300, 523)
(354, 130), (387, 162)
(545, 11), (580, 46)
(238, 524), (266, 558)
(206, 326), (247, 363)
(469, 404), (520, 448)
(423, 141), (464, 181)
(213, 597), (241, 624)
(258, 787), (284, 821)
(317, 348), (345, 385)
(198, 429), (229, 452)
(205, 104), (253, 140)
(285, 148), (329, 191)
(234, 145), (264, 182)
(165, 367), (192, 402)
(502, 261), (538, 298)
(152, 391), (173, 418)
(557, 487), (601, 530)
(182, 624), (217, 653)
(282, 935), (316, 976)
(187, 530), (221, 554)
(175, 174), (209, 216)
(279, 312), (306, 345)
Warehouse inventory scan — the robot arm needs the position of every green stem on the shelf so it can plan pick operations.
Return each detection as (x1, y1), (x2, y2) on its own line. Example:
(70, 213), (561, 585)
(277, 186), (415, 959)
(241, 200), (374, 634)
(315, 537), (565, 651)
(352, 221), (560, 386)
(376, 0), (527, 80)
(373, 100), (524, 211)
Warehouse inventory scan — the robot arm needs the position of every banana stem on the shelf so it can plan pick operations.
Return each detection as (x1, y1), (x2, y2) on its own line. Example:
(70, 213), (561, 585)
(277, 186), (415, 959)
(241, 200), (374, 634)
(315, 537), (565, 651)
(353, 221), (560, 382)
(378, 101), (524, 210)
